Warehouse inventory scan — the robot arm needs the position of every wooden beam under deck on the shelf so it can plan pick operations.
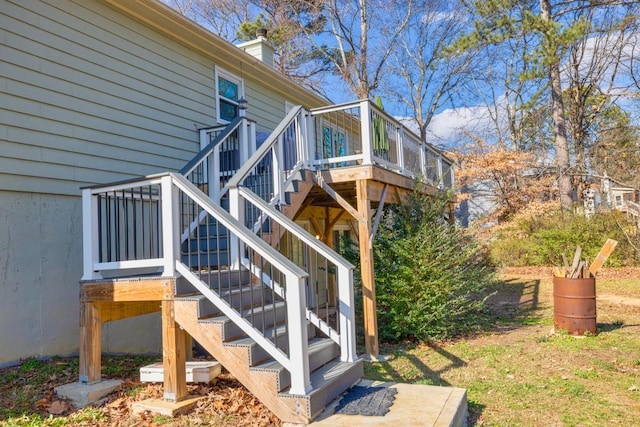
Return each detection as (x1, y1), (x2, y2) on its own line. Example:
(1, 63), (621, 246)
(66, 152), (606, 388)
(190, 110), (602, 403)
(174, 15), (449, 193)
(80, 277), (174, 302)
(79, 276), (174, 388)
(355, 179), (379, 357)
(297, 165), (443, 358)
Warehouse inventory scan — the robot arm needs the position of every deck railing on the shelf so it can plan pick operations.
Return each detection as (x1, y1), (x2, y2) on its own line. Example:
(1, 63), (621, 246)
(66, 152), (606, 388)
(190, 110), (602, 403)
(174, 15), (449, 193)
(182, 117), (256, 203)
(309, 99), (454, 190)
(81, 172), (323, 395)
(184, 101), (454, 216)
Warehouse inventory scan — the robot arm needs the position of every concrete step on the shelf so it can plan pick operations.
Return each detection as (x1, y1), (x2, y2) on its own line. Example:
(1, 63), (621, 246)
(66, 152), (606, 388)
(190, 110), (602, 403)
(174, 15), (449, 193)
(139, 361), (221, 383)
(307, 380), (468, 427)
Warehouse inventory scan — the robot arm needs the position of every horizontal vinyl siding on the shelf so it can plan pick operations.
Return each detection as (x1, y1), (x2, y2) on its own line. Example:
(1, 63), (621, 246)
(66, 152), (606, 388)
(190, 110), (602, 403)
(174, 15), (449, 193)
(244, 79), (288, 132)
(1, 0), (217, 195)
(1, 0), (318, 197)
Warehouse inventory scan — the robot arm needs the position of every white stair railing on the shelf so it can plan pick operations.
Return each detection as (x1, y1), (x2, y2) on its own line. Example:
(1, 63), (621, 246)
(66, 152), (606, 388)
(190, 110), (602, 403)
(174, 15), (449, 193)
(82, 172), (312, 395)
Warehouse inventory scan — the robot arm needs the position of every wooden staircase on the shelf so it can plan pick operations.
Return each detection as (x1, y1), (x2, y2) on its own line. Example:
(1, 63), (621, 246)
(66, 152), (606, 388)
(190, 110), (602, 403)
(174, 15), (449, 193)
(81, 111), (361, 424)
(259, 169), (315, 248)
(172, 271), (363, 424)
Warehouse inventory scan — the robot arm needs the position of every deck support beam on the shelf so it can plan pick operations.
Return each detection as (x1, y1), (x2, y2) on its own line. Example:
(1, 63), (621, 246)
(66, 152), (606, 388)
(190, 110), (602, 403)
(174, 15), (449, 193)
(79, 301), (102, 384)
(356, 179), (379, 357)
(162, 300), (187, 402)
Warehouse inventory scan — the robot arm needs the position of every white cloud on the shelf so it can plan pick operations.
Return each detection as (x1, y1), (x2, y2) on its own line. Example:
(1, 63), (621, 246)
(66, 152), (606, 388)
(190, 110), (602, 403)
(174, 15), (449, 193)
(426, 105), (494, 145)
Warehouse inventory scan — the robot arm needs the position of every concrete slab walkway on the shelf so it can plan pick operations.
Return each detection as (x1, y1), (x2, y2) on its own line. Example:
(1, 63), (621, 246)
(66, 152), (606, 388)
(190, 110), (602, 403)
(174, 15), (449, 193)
(294, 379), (467, 427)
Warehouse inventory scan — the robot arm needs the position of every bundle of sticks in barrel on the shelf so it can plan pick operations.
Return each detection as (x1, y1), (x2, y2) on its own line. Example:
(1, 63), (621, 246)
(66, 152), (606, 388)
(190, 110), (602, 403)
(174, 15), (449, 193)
(553, 239), (618, 279)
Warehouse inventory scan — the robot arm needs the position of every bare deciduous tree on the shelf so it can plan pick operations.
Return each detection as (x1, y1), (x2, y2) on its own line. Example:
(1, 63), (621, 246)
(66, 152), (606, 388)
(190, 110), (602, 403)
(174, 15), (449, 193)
(386, 0), (477, 143)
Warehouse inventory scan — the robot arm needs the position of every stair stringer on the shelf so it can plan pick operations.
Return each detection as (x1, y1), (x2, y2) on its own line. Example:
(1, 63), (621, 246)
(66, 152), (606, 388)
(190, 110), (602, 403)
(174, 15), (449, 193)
(173, 299), (313, 424)
(280, 170), (315, 220)
(262, 170), (315, 248)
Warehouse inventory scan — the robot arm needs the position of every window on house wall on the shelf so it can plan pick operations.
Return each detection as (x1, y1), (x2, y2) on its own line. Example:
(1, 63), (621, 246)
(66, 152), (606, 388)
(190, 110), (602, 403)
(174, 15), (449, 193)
(215, 67), (243, 123)
(322, 124), (347, 168)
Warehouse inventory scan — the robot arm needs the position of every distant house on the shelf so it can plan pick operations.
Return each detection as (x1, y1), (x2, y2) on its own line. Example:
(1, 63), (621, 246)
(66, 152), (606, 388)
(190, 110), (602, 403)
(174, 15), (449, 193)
(610, 186), (639, 220)
(1, 0), (454, 423)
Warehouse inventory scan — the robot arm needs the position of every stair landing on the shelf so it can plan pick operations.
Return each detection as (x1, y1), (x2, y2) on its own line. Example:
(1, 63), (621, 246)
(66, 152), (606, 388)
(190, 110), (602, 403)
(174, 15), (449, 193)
(300, 379), (467, 427)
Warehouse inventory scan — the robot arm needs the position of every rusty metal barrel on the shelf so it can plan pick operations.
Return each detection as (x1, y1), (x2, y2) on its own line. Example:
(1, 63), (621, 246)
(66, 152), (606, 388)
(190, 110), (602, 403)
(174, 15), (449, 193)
(553, 276), (597, 335)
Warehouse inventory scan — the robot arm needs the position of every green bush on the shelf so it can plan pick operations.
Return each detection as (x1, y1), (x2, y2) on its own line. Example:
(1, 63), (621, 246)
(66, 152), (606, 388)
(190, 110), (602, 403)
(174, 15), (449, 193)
(489, 210), (639, 267)
(342, 189), (497, 343)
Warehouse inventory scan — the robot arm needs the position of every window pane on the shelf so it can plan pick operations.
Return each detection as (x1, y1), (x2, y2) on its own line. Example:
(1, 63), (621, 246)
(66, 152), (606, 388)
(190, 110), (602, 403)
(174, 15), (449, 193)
(220, 100), (238, 122)
(218, 77), (238, 101)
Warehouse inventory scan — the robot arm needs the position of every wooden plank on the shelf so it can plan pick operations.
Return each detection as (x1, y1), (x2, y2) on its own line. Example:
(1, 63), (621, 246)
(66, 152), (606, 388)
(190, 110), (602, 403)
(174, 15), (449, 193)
(561, 254), (569, 275)
(368, 184), (388, 246)
(79, 302), (102, 384)
(309, 216), (325, 241)
(80, 278), (174, 302)
(162, 300), (187, 402)
(589, 239), (618, 276)
(312, 173), (367, 225)
(327, 209), (346, 231)
(356, 179), (379, 357)
(320, 166), (373, 183)
(366, 180), (403, 204)
(570, 246), (582, 278)
(98, 301), (161, 323)
(371, 166), (438, 194)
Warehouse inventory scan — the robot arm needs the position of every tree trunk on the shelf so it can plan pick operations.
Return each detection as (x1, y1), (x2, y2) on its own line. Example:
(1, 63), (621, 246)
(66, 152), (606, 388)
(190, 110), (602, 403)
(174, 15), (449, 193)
(540, 0), (573, 211)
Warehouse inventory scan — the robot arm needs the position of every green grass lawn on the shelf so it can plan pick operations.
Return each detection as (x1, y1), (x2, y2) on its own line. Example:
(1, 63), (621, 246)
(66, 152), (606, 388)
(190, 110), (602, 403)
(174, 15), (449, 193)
(2, 270), (638, 426)
(364, 271), (640, 426)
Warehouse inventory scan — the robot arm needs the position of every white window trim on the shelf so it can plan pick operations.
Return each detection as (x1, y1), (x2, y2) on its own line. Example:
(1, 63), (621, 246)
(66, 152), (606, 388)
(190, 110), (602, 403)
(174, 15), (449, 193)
(215, 66), (244, 124)
(321, 121), (349, 158)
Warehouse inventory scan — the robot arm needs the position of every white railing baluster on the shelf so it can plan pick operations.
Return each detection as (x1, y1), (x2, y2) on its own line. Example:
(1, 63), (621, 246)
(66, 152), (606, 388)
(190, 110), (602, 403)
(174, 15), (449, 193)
(397, 125), (405, 174)
(437, 153), (444, 189)
(337, 264), (357, 363)
(420, 143), (427, 178)
(274, 136), (283, 199)
(286, 273), (312, 395)
(211, 148), (220, 203)
(360, 100), (373, 166)
(229, 186), (244, 270)
(248, 121), (257, 157)
(161, 175), (179, 277)
(298, 112), (308, 167)
(240, 119), (250, 165)
(81, 188), (102, 280)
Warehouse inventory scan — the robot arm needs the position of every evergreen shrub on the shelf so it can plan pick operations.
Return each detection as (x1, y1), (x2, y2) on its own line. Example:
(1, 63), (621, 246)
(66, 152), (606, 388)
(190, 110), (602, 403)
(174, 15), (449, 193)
(342, 189), (497, 342)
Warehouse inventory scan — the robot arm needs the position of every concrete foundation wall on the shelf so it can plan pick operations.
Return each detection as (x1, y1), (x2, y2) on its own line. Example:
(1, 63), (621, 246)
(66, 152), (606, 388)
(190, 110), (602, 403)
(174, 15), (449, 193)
(0, 191), (161, 366)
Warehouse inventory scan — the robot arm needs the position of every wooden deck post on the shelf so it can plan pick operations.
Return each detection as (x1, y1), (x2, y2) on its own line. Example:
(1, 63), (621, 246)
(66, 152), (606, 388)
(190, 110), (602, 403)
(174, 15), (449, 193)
(79, 301), (101, 384)
(356, 179), (379, 357)
(162, 300), (187, 402)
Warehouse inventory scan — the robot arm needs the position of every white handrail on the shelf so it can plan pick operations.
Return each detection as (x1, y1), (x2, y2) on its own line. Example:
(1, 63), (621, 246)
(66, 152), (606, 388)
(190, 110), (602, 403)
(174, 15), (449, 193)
(170, 174), (308, 278)
(237, 187), (354, 270)
(227, 106), (303, 189)
(236, 186), (357, 363)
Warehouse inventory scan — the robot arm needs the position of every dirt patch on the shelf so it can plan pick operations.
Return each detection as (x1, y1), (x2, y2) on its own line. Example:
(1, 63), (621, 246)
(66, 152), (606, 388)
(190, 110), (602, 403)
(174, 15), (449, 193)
(501, 266), (640, 280)
(598, 294), (640, 307)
